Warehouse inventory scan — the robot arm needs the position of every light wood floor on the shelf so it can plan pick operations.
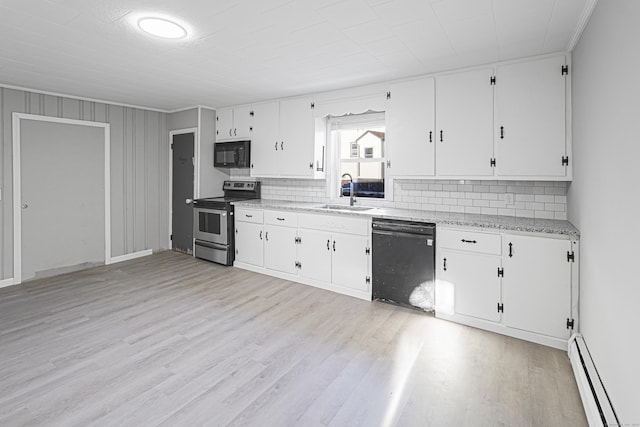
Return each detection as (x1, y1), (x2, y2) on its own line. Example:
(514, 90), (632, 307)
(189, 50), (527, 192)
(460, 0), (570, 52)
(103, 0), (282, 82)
(0, 251), (587, 427)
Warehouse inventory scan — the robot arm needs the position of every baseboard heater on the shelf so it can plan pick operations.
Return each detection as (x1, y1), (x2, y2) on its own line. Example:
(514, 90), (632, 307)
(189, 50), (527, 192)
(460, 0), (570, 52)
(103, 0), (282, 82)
(568, 334), (619, 426)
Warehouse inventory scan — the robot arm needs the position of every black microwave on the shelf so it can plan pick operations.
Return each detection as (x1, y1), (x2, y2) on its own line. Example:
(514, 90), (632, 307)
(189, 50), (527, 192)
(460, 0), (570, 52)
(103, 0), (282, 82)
(214, 140), (250, 168)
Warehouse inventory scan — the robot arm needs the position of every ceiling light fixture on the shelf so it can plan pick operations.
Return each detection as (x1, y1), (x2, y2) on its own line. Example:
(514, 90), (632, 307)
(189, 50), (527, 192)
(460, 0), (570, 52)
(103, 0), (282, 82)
(138, 17), (187, 39)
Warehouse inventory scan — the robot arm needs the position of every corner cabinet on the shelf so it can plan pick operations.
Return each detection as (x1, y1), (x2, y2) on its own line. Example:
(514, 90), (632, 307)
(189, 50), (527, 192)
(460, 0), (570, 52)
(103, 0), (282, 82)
(233, 207), (372, 301)
(250, 97), (319, 178)
(436, 227), (579, 350)
(386, 77), (435, 178)
(495, 55), (570, 178)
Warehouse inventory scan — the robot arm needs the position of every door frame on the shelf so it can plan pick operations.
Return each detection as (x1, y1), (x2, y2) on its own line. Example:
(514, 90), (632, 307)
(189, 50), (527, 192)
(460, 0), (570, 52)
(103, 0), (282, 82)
(168, 127), (198, 250)
(12, 112), (111, 285)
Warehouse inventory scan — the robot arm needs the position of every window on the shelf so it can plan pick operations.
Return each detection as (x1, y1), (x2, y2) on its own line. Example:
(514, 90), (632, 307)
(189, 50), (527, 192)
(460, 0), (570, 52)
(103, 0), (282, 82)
(329, 112), (385, 200)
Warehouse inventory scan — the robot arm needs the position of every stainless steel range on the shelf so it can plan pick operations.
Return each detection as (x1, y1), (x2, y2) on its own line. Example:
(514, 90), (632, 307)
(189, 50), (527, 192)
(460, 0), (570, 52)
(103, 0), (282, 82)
(193, 180), (260, 265)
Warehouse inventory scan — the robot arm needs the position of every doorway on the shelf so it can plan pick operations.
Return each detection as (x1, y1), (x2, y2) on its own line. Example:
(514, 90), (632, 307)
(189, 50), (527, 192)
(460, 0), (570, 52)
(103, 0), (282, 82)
(170, 129), (196, 254)
(12, 113), (110, 284)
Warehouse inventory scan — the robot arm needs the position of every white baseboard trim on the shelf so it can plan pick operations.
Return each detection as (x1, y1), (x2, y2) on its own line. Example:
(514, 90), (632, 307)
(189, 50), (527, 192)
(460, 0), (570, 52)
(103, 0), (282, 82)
(0, 278), (15, 289)
(107, 249), (153, 265)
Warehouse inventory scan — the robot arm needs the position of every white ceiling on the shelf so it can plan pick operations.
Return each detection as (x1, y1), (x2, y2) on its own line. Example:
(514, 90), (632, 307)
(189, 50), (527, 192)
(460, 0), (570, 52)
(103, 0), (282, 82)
(0, 0), (595, 111)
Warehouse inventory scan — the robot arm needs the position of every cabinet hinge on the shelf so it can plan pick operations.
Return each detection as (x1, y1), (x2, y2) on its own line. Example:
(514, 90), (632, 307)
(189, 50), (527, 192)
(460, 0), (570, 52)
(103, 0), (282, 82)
(249, 110), (254, 117)
(249, 126), (253, 132)
(294, 261), (301, 269)
(567, 251), (575, 262)
(170, 234), (173, 241)
(365, 247), (371, 255)
(490, 158), (496, 167)
(497, 303), (504, 313)
(366, 276), (371, 284)
(310, 102), (315, 109)
(490, 76), (496, 85)
(295, 237), (301, 244)
(386, 160), (391, 168)
(562, 65), (569, 75)
(216, 116), (219, 121)
(566, 318), (575, 330)
(562, 156), (569, 166)
(497, 267), (504, 278)
(309, 162), (313, 169)
(386, 91), (391, 99)
(171, 143), (174, 149)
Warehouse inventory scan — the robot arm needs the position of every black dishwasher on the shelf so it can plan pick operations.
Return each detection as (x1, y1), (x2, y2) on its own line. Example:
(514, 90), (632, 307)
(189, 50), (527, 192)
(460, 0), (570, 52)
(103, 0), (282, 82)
(372, 218), (436, 311)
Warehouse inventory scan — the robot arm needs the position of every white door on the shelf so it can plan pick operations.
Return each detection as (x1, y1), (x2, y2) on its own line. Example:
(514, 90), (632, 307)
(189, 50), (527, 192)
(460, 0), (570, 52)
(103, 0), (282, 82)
(298, 229), (332, 283)
(495, 56), (567, 177)
(235, 222), (263, 267)
(436, 68), (495, 176)
(215, 108), (234, 141)
(439, 250), (501, 322)
(251, 101), (280, 176)
(502, 234), (571, 338)
(20, 119), (105, 281)
(279, 96), (314, 177)
(264, 225), (297, 274)
(387, 77), (435, 177)
(233, 105), (253, 140)
(332, 234), (369, 292)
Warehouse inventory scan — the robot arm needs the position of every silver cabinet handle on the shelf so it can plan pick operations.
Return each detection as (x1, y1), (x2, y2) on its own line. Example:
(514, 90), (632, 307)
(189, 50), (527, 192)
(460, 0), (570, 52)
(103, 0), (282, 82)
(22, 203), (28, 209)
(259, 230), (263, 240)
(281, 141), (284, 150)
(275, 141), (278, 151)
(265, 231), (269, 241)
(185, 198), (193, 205)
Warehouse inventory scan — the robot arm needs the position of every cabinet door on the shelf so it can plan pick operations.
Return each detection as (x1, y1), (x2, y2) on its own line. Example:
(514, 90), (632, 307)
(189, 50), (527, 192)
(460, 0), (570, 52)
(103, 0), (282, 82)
(298, 229), (332, 283)
(251, 101), (280, 176)
(233, 105), (253, 140)
(387, 77), (435, 177)
(279, 96), (315, 177)
(332, 234), (369, 292)
(436, 68), (494, 176)
(439, 250), (501, 322)
(495, 56), (567, 177)
(502, 234), (571, 338)
(235, 222), (263, 267)
(264, 225), (297, 274)
(216, 108), (234, 141)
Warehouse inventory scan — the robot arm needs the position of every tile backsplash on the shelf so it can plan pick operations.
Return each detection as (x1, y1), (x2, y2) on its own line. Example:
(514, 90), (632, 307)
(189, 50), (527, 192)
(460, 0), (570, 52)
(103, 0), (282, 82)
(230, 170), (567, 220)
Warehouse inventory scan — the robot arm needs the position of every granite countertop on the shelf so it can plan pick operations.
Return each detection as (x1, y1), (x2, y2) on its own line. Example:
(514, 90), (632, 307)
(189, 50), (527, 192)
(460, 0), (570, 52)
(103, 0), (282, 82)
(233, 199), (580, 237)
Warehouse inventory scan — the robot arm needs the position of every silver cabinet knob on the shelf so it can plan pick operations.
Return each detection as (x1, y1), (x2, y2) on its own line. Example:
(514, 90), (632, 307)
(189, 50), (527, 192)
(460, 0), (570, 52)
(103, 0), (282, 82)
(185, 198), (193, 205)
(22, 203), (28, 209)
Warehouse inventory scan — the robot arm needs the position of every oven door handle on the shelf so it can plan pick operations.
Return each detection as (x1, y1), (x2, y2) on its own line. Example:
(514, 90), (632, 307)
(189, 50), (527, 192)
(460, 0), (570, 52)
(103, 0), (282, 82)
(194, 207), (227, 216)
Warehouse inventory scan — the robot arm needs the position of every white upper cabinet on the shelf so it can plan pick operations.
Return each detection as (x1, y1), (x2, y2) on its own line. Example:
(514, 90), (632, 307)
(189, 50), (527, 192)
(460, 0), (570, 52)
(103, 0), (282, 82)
(250, 97), (317, 178)
(216, 105), (252, 141)
(386, 77), (435, 177)
(250, 101), (280, 176)
(278, 96), (315, 177)
(435, 68), (495, 177)
(495, 55), (568, 178)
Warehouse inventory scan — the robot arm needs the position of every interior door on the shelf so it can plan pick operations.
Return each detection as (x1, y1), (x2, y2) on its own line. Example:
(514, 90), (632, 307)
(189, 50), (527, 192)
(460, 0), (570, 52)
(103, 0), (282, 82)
(172, 132), (195, 253)
(21, 119), (105, 281)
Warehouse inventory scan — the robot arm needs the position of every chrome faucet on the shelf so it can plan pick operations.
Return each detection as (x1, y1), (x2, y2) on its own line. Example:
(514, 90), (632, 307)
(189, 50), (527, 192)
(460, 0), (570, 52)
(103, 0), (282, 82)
(341, 173), (356, 206)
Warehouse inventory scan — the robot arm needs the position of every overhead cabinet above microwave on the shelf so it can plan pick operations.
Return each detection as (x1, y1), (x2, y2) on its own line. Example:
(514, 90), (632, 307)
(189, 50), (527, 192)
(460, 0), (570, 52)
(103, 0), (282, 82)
(216, 105), (253, 141)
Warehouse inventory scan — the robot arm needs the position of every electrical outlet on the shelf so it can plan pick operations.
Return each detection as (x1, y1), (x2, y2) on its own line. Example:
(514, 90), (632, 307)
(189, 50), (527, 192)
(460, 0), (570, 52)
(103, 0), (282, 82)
(505, 193), (514, 206)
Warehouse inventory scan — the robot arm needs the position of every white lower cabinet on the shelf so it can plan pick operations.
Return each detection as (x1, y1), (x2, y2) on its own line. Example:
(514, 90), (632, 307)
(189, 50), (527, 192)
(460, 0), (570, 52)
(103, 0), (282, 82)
(298, 229), (370, 293)
(264, 224), (297, 274)
(502, 233), (573, 339)
(233, 208), (372, 300)
(438, 250), (501, 322)
(234, 208), (264, 267)
(436, 227), (578, 349)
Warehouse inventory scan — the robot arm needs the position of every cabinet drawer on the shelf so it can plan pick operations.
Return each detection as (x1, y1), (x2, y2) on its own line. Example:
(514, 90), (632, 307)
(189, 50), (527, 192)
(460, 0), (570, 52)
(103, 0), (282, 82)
(298, 213), (369, 236)
(235, 208), (263, 224)
(264, 210), (298, 227)
(438, 228), (501, 255)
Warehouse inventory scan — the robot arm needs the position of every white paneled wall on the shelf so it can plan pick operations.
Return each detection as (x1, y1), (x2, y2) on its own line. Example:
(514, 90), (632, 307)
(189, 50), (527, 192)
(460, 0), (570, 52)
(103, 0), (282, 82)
(231, 170), (567, 220)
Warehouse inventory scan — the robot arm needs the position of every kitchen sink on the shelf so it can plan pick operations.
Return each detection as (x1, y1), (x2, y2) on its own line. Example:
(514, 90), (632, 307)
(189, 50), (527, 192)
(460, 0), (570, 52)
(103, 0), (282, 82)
(315, 204), (376, 212)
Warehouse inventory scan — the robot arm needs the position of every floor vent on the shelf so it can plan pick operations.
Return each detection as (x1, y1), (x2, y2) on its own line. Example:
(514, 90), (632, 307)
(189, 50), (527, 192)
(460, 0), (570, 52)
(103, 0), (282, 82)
(568, 334), (619, 426)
